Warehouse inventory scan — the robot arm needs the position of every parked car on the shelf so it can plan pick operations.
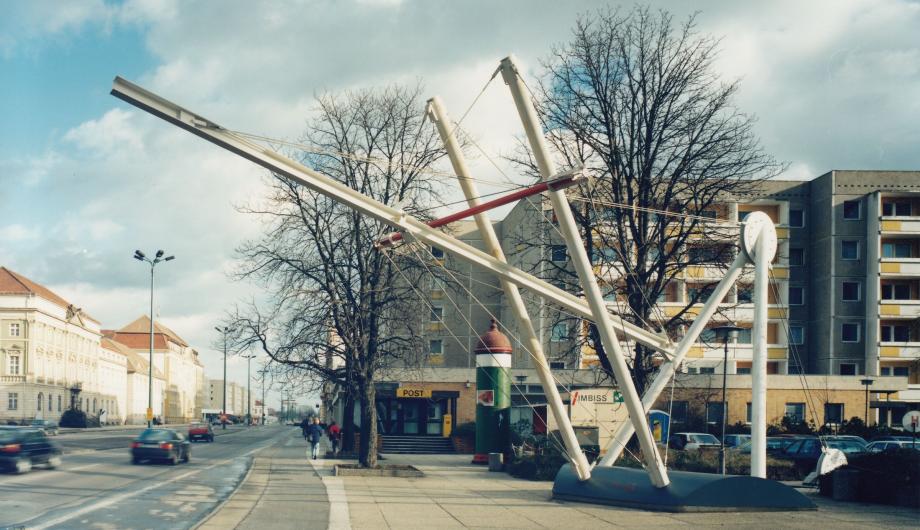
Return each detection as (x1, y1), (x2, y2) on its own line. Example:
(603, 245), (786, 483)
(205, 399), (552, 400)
(729, 436), (797, 456)
(821, 435), (867, 451)
(30, 419), (59, 436)
(0, 427), (62, 474)
(130, 428), (190, 465)
(723, 434), (751, 448)
(188, 422), (214, 442)
(866, 440), (920, 453)
(869, 435), (914, 443)
(669, 432), (720, 450)
(779, 437), (866, 473)
(823, 434), (867, 446)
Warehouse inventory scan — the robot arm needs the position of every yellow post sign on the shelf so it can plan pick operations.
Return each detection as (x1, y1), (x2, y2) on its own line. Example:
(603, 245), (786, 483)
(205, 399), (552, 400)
(396, 387), (432, 399)
(146, 407), (153, 422)
(442, 413), (452, 438)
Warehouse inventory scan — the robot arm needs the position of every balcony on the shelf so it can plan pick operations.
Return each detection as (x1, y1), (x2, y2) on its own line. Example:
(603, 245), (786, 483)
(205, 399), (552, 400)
(879, 343), (920, 359)
(881, 218), (920, 233)
(0, 375), (26, 383)
(880, 258), (920, 276)
(879, 299), (920, 318)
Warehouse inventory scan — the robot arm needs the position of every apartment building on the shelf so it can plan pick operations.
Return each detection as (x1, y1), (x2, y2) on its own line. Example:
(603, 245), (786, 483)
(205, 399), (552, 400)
(206, 379), (251, 418)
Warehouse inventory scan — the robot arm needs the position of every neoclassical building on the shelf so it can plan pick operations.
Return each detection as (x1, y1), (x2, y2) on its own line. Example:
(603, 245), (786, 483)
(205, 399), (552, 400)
(0, 267), (124, 424)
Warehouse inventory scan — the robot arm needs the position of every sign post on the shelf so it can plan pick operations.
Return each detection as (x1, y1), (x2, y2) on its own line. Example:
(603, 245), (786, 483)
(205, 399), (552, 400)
(904, 410), (920, 450)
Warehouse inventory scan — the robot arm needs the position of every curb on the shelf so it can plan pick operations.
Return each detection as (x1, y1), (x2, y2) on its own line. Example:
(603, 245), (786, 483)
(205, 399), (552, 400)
(191, 454), (258, 530)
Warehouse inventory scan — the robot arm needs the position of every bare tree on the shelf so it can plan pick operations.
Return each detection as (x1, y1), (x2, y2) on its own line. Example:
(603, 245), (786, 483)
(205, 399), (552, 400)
(230, 84), (447, 467)
(510, 6), (783, 394)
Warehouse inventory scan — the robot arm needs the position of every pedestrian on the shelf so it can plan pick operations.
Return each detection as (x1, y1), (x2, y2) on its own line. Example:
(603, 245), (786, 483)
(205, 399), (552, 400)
(299, 417), (310, 440)
(328, 421), (341, 456)
(308, 417), (324, 460)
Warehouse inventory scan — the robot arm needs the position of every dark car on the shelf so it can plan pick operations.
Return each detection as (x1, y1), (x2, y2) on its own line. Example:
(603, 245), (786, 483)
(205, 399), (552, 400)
(668, 432), (721, 450)
(730, 436), (801, 456)
(188, 422), (214, 442)
(779, 437), (866, 473)
(0, 427), (62, 474)
(130, 428), (190, 465)
(869, 435), (914, 443)
(30, 419), (59, 436)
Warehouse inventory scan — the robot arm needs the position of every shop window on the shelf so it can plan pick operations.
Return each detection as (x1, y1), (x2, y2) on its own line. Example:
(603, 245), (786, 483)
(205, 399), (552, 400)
(789, 209), (805, 228)
(843, 199), (861, 220)
(841, 282), (861, 302)
(789, 248), (805, 267)
(841, 241), (859, 260)
(551, 245), (567, 262)
(784, 403), (806, 424)
(841, 323), (861, 343)
(825, 403), (844, 425)
(789, 286), (805, 306)
(706, 402), (724, 425)
(839, 363), (857, 376)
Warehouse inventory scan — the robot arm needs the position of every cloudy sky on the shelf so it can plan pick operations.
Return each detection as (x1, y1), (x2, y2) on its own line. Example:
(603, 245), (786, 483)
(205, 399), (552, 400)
(2, 0), (919, 406)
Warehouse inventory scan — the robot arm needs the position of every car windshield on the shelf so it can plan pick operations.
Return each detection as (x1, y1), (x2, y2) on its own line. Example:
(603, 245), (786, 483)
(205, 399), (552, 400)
(691, 434), (719, 444)
(138, 429), (174, 442)
(0, 430), (20, 443)
(827, 440), (864, 454)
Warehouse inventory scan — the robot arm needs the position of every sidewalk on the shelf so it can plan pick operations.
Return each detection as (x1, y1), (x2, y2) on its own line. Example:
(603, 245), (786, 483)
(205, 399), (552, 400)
(196, 431), (330, 530)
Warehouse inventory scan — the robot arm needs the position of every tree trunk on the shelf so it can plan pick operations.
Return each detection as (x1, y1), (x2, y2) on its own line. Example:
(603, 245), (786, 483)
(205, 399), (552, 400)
(358, 377), (378, 467)
(341, 389), (355, 453)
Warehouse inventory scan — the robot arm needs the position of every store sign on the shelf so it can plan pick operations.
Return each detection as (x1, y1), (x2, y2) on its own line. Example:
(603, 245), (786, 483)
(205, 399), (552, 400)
(477, 389), (495, 406)
(396, 387), (432, 399)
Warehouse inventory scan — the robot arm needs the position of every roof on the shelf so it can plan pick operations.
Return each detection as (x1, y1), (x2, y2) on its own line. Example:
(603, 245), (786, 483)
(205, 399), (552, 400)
(102, 337), (165, 379)
(0, 267), (99, 324)
(117, 315), (189, 347)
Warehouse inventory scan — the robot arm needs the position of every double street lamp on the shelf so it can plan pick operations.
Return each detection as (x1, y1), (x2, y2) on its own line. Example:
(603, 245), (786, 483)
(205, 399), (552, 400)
(215, 326), (234, 429)
(133, 249), (175, 429)
(711, 324), (744, 476)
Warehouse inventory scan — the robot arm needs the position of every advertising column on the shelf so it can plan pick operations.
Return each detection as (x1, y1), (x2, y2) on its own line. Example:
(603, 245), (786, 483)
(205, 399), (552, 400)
(473, 320), (512, 464)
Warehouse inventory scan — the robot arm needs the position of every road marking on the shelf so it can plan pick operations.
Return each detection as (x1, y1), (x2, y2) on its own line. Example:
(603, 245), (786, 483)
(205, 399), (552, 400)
(309, 459), (351, 530)
(29, 431), (285, 530)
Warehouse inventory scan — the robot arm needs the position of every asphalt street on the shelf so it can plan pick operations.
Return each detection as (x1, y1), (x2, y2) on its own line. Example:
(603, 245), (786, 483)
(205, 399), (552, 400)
(0, 424), (295, 530)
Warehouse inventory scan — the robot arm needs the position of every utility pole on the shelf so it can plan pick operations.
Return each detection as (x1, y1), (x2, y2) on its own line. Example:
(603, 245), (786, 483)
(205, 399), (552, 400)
(243, 354), (255, 426)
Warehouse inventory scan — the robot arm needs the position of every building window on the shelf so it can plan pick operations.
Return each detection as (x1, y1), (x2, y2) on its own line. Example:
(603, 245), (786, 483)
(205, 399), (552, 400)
(57, 395), (62, 412)
(551, 245), (567, 262)
(841, 281), (861, 302)
(549, 361), (566, 369)
(789, 248), (805, 267)
(48, 394), (52, 412)
(736, 285), (753, 303)
(788, 362), (803, 375)
(824, 403), (844, 425)
(428, 339), (442, 356)
(551, 322), (568, 342)
(37, 392), (43, 411)
(881, 324), (911, 342)
(882, 283), (912, 300)
(737, 365), (751, 375)
(881, 366), (910, 377)
(8, 355), (20, 375)
(789, 326), (805, 345)
(789, 286), (805, 306)
(429, 306), (443, 322)
(746, 402), (752, 423)
(699, 367), (716, 375)
(789, 209), (805, 228)
(706, 402), (724, 425)
(9, 323), (20, 337)
(843, 199), (861, 220)
(671, 401), (689, 424)
(430, 246), (445, 259)
(784, 403), (806, 424)
(841, 323), (861, 343)
(882, 242), (912, 258)
(736, 328), (753, 344)
(7, 392), (18, 411)
(882, 201), (912, 216)
(841, 240), (859, 260)
(839, 363), (857, 376)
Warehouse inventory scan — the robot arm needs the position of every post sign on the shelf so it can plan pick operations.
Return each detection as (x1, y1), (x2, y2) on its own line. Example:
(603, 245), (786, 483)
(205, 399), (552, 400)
(477, 389), (495, 406)
(396, 387), (432, 399)
(903, 410), (920, 433)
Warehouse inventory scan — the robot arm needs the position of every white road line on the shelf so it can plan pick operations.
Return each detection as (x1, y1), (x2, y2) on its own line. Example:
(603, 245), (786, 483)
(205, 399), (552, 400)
(29, 433), (284, 530)
(309, 459), (351, 530)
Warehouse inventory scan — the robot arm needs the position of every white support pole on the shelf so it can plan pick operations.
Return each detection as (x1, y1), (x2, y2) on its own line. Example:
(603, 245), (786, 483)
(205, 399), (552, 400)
(427, 96), (592, 480)
(751, 230), (769, 478)
(110, 76), (672, 356)
(598, 252), (749, 466)
(499, 55), (669, 488)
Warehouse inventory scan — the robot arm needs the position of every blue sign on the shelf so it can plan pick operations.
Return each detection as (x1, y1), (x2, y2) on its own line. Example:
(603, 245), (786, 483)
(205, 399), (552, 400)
(648, 409), (670, 443)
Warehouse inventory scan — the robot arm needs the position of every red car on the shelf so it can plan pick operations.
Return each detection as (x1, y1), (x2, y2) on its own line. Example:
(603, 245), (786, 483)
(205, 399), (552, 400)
(188, 422), (214, 442)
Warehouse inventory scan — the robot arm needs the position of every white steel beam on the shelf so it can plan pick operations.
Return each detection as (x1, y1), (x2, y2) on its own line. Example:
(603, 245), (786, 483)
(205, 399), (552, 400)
(110, 77), (672, 356)
(427, 96), (592, 481)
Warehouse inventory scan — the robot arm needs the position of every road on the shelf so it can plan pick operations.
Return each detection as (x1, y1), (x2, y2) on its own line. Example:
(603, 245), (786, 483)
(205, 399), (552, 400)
(0, 424), (293, 530)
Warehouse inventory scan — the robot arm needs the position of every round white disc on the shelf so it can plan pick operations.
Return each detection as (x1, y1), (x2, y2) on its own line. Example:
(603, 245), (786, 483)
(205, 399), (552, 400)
(740, 211), (778, 263)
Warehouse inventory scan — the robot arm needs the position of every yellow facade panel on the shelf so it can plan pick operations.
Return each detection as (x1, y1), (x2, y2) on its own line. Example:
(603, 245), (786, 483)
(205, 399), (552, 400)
(879, 304), (900, 316)
(881, 262), (901, 273)
(775, 227), (789, 239)
(768, 308), (785, 319)
(768, 347), (787, 359)
(881, 220), (902, 232)
(687, 346), (704, 358)
(685, 266), (704, 279)
(771, 267), (789, 279)
(880, 346), (901, 357)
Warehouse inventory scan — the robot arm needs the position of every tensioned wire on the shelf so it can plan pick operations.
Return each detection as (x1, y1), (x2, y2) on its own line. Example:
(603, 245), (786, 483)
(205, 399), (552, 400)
(400, 240), (647, 467)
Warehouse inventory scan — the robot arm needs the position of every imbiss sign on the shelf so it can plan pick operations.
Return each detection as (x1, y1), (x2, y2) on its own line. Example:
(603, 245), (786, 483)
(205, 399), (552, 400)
(565, 388), (625, 428)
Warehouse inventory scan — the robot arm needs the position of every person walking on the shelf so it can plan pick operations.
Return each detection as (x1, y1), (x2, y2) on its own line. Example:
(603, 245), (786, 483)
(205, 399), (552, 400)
(299, 417), (310, 441)
(328, 421), (341, 456)
(308, 417), (324, 460)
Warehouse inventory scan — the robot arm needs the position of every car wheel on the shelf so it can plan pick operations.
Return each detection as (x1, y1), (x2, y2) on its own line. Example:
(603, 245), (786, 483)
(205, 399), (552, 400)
(46, 455), (62, 469)
(15, 458), (32, 474)
(131, 457), (141, 465)
(170, 452), (179, 465)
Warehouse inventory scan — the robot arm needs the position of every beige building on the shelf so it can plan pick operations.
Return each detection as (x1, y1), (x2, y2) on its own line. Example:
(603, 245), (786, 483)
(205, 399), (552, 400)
(101, 337), (165, 424)
(206, 379), (251, 418)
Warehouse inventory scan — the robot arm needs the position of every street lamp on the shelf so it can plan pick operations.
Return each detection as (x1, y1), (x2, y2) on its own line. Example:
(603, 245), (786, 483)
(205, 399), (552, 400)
(242, 354), (255, 426)
(134, 249), (175, 428)
(711, 324), (744, 475)
(258, 365), (270, 425)
(215, 326), (234, 429)
(860, 378), (874, 426)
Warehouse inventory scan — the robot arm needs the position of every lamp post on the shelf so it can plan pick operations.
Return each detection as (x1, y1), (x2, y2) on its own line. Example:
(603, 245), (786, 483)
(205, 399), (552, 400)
(242, 354), (255, 426)
(711, 324), (744, 475)
(258, 366), (269, 425)
(860, 378), (874, 426)
(134, 249), (175, 428)
(214, 326), (233, 429)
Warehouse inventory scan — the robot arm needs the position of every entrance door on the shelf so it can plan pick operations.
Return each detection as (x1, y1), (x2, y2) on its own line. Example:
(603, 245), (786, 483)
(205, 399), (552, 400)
(401, 400), (423, 434)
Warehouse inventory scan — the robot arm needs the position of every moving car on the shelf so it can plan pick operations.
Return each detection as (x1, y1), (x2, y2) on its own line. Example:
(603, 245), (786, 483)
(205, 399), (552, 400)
(188, 422), (214, 442)
(866, 440), (919, 453)
(130, 428), (190, 465)
(668, 432), (720, 450)
(30, 419), (59, 436)
(0, 426), (62, 474)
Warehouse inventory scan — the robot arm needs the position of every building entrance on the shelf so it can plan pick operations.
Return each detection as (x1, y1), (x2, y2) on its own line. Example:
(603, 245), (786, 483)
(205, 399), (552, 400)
(376, 392), (457, 436)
